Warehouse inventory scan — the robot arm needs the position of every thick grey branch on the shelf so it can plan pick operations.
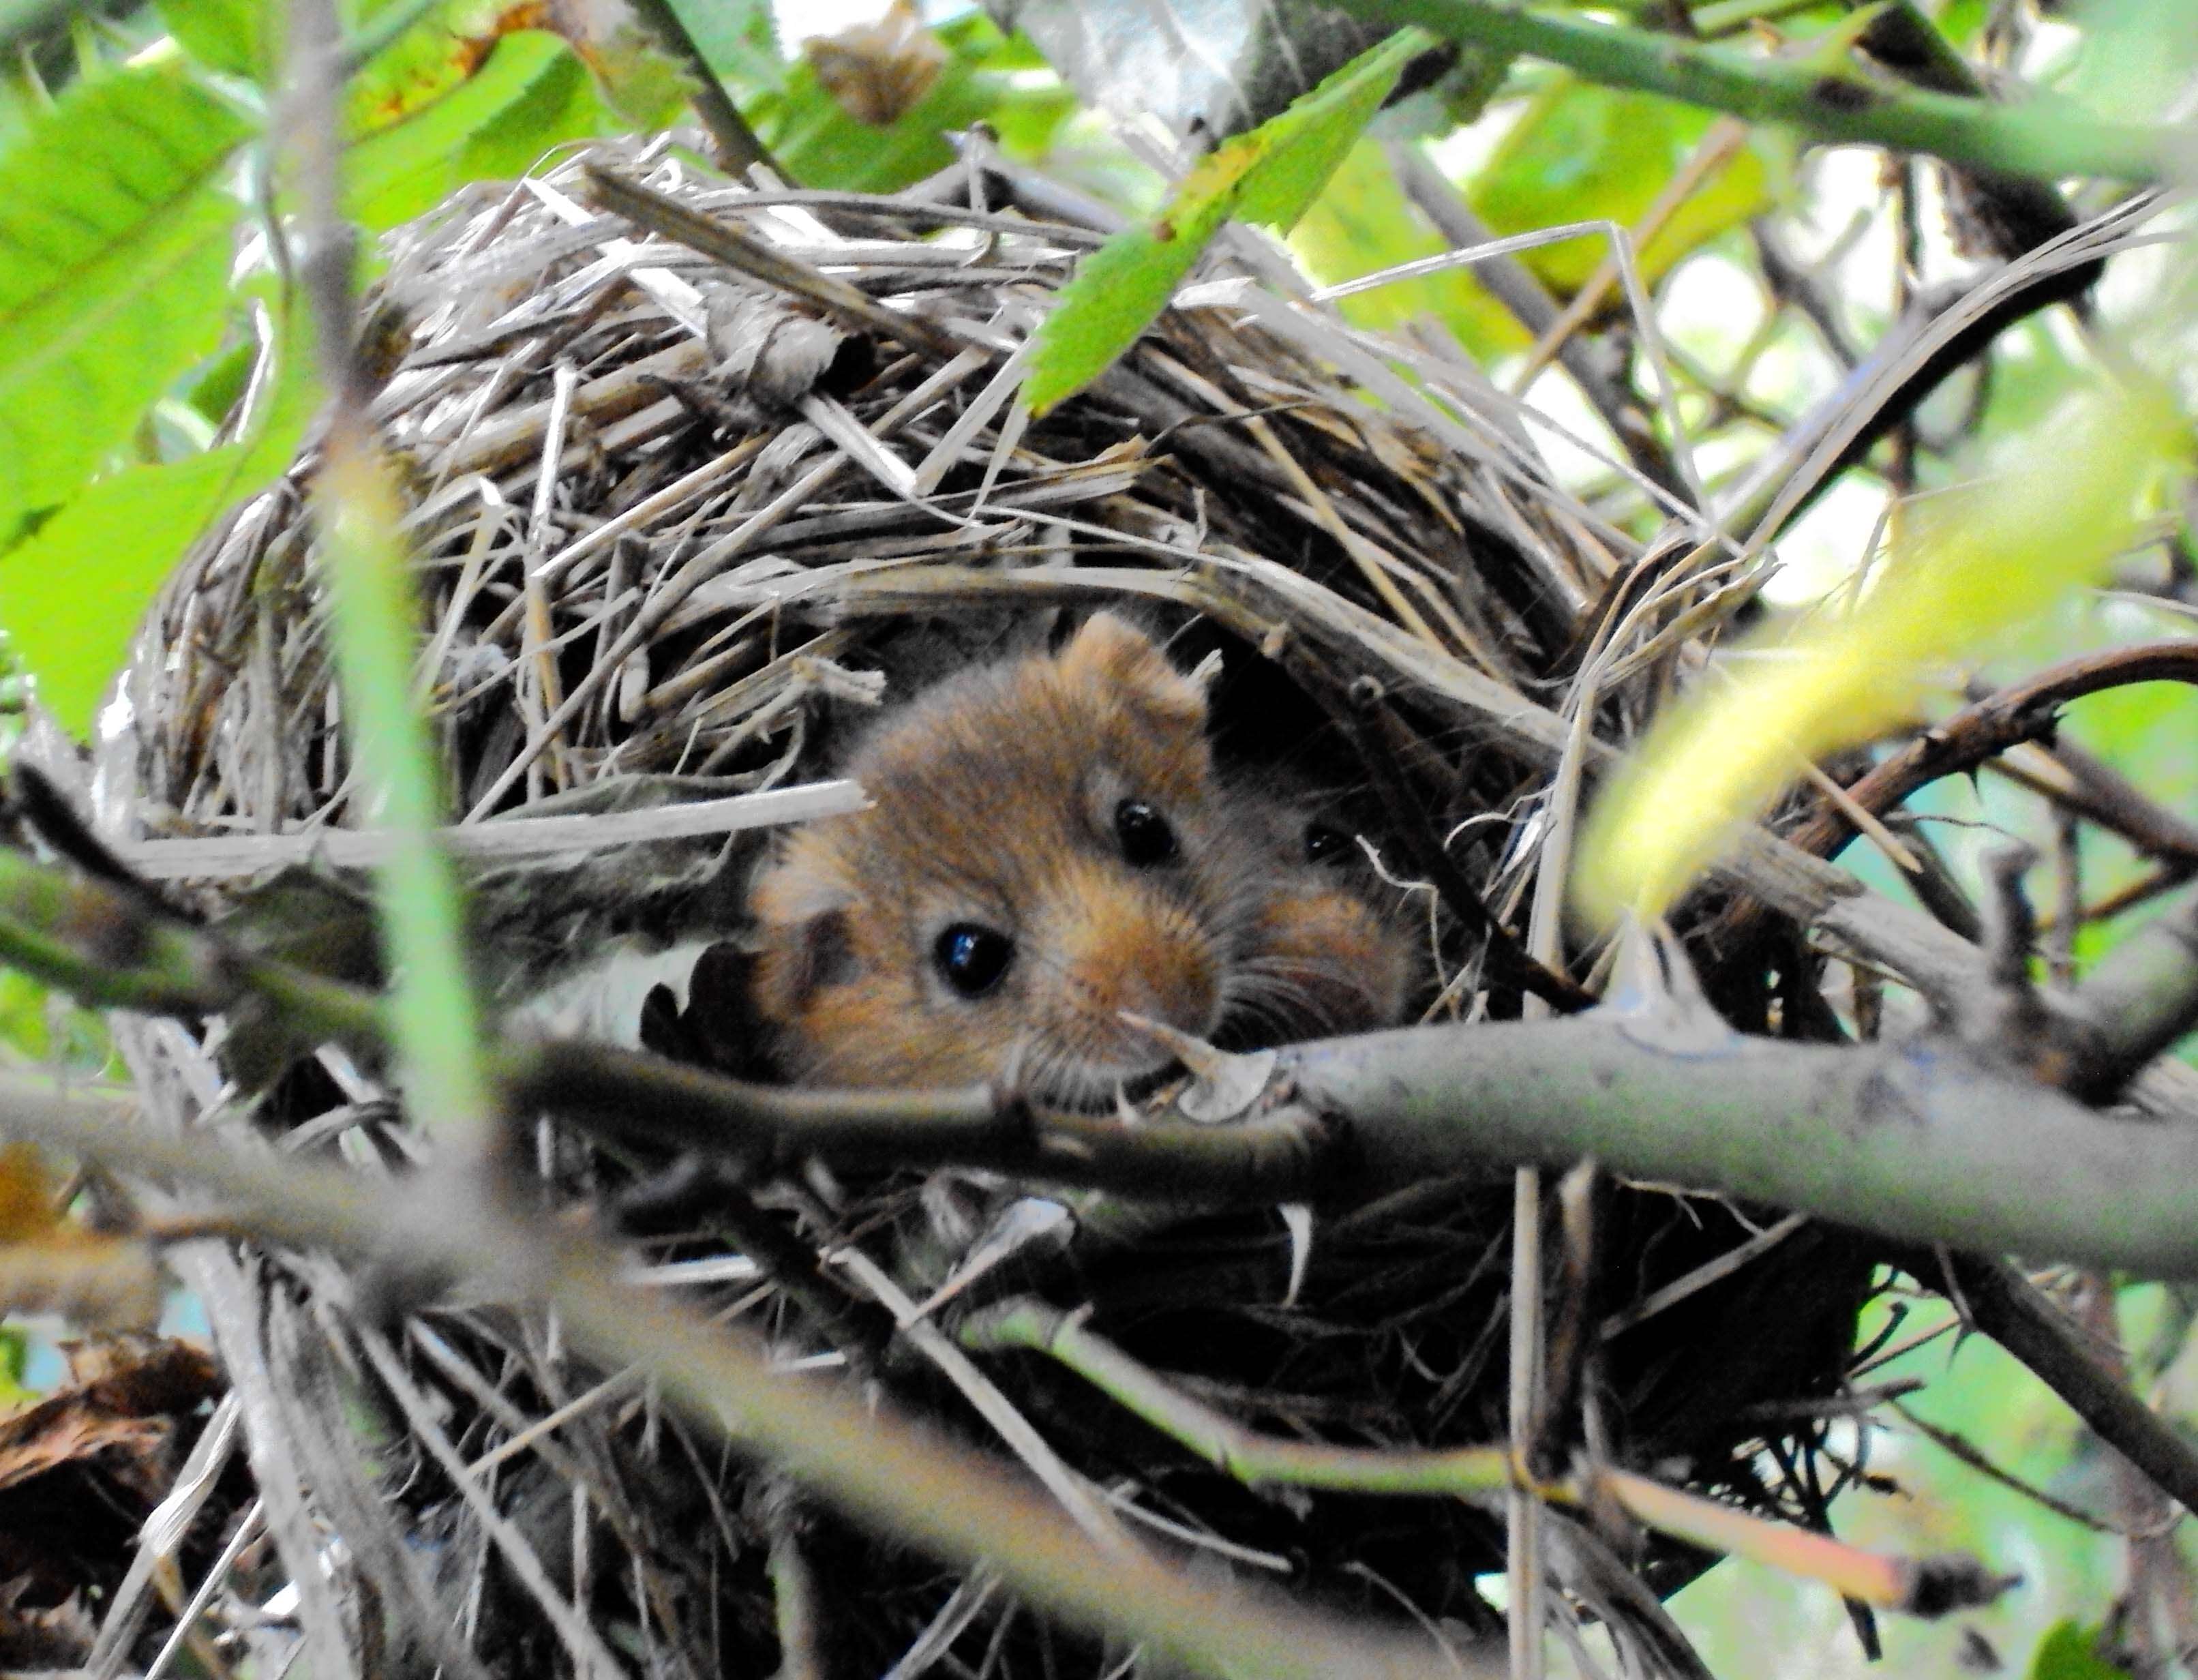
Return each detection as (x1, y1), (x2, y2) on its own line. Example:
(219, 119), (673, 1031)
(1284, 1016), (2198, 1277)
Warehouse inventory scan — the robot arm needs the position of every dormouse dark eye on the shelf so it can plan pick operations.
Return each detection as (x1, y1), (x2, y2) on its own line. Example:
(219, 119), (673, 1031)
(1305, 823), (1351, 865)
(935, 923), (1014, 996)
(1114, 799), (1178, 867)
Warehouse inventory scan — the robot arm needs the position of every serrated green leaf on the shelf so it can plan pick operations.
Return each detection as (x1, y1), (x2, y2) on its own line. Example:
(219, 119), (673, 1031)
(0, 312), (316, 734)
(0, 65), (250, 540)
(158, 0), (269, 81)
(1025, 29), (1421, 415)
(1231, 37), (1417, 230)
(346, 31), (601, 230)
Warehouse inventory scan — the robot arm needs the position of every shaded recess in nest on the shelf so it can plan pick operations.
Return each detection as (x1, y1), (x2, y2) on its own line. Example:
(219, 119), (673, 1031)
(97, 133), (1874, 1673)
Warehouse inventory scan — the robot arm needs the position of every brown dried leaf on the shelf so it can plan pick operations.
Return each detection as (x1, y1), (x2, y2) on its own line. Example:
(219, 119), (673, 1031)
(0, 1141), (161, 1333)
(0, 1143), (59, 1243)
(804, 0), (946, 127)
(0, 1576), (97, 1670)
(0, 1338), (224, 1666)
(0, 1229), (164, 1337)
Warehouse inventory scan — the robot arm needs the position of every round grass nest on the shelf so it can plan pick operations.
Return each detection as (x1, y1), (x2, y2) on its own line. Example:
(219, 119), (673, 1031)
(98, 132), (1878, 1674)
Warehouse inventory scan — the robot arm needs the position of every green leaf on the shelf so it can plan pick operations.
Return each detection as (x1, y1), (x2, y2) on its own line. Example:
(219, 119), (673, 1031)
(0, 965), (111, 1073)
(0, 967), (50, 1060)
(567, 20), (691, 131)
(2030, 1621), (2134, 1680)
(752, 16), (1073, 196)
(157, 0), (269, 81)
(1937, 0), (1990, 48)
(661, 0), (779, 93)
(1025, 29), (1422, 416)
(0, 64), (250, 541)
(1289, 137), (1523, 359)
(0, 1321), (31, 1409)
(1469, 80), (1771, 295)
(346, 31), (604, 230)
(453, 38), (605, 182)
(345, 0), (509, 136)
(183, 334), (258, 428)
(0, 313), (316, 734)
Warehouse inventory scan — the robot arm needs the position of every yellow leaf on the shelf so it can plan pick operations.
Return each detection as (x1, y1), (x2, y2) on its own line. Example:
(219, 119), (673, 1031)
(1574, 384), (2184, 929)
(0, 1143), (57, 1244)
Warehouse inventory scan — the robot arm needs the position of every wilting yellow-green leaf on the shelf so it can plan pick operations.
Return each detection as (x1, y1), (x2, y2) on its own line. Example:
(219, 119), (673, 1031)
(1574, 385), (2184, 929)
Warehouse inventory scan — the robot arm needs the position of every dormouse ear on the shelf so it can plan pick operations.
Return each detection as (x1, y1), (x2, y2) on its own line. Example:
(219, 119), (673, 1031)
(755, 904), (858, 1010)
(1056, 612), (1206, 730)
(751, 853), (861, 1008)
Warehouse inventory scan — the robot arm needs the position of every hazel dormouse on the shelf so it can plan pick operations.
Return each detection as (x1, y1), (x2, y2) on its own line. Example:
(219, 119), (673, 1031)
(747, 614), (1414, 1110)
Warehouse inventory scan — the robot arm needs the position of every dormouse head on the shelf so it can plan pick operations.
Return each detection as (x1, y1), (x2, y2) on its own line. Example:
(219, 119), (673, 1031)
(750, 613), (1247, 1109)
(1218, 791), (1417, 1051)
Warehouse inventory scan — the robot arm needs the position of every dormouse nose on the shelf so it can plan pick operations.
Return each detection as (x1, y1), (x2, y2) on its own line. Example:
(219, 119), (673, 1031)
(1054, 869), (1219, 1040)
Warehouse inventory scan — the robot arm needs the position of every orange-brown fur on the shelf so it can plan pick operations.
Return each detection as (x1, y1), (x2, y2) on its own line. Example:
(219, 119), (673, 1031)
(749, 615), (1412, 1107)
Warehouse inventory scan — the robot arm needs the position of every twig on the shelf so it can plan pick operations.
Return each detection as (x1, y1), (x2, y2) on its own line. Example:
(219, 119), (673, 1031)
(759, 1481), (826, 1680)
(960, 1296), (2012, 1617)
(583, 166), (966, 362)
(1885, 1397), (2124, 1536)
(1747, 639), (2198, 891)
(1993, 739), (2198, 869)
(1338, 0), (2171, 181)
(617, 0), (777, 176)
(1910, 1252), (2198, 1524)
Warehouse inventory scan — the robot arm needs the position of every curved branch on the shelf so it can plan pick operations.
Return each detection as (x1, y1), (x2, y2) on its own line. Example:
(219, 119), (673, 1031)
(959, 1296), (2011, 1617)
(1338, 0), (2169, 182)
(1787, 641), (2198, 867)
